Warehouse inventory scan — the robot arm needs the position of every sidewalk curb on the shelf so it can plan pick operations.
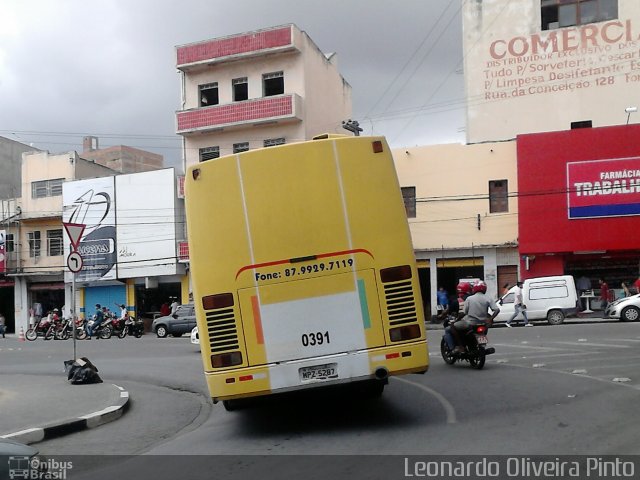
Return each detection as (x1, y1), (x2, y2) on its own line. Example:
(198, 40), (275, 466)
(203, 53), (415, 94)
(425, 316), (613, 330)
(0, 384), (129, 445)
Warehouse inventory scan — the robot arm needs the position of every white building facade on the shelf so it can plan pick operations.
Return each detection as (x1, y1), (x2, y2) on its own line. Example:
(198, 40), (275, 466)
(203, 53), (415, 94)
(175, 24), (353, 168)
(463, 0), (640, 143)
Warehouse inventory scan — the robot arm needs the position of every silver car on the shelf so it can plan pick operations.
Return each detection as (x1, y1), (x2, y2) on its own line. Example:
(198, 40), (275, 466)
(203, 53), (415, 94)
(151, 304), (196, 338)
(605, 294), (640, 322)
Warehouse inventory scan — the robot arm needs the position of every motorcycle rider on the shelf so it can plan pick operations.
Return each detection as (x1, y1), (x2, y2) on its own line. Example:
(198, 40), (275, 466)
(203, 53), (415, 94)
(444, 281), (473, 352)
(450, 281), (500, 353)
(86, 304), (104, 339)
(118, 304), (127, 321)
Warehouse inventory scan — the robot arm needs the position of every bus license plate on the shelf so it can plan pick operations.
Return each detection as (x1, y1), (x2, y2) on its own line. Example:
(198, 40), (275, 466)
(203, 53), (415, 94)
(299, 363), (338, 382)
(476, 335), (488, 345)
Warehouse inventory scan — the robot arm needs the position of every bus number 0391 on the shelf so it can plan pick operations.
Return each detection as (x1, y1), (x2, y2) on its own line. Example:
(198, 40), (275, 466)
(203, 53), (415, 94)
(301, 331), (330, 347)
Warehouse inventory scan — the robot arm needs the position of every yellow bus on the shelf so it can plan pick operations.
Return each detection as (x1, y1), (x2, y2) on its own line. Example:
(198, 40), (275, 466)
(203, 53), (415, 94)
(185, 134), (428, 410)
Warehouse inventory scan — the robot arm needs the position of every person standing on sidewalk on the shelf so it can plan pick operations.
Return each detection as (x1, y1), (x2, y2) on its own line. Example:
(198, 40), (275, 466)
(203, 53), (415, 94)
(0, 312), (5, 338)
(599, 278), (609, 311)
(506, 282), (533, 327)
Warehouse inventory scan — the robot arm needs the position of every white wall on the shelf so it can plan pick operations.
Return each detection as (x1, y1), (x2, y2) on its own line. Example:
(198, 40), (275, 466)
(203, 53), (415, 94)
(115, 169), (178, 278)
(463, 0), (640, 142)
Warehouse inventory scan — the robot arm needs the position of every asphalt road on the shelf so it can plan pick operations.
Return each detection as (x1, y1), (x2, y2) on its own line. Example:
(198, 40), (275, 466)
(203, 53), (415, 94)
(3, 321), (640, 478)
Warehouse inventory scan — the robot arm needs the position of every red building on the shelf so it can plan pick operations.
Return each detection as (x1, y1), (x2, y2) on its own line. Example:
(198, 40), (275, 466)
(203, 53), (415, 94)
(517, 124), (640, 287)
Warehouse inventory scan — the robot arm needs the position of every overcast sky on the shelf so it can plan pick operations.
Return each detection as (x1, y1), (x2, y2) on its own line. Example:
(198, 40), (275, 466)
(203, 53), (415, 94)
(0, 0), (465, 170)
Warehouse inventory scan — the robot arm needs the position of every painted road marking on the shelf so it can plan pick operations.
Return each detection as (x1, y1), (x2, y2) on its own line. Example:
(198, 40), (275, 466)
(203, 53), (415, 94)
(394, 377), (457, 424)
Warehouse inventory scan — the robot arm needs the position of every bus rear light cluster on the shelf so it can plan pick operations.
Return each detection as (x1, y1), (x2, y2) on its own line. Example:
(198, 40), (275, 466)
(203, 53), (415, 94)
(225, 374), (254, 384)
(384, 351), (413, 360)
(389, 324), (421, 342)
(203, 293), (234, 310)
(380, 265), (412, 283)
(211, 351), (243, 368)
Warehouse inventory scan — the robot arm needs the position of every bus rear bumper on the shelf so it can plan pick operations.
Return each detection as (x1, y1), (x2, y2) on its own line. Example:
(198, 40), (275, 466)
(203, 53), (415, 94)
(205, 340), (429, 402)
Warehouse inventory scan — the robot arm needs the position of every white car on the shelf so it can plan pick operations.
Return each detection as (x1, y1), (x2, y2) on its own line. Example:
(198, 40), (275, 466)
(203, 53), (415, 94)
(605, 294), (640, 322)
(190, 326), (199, 345)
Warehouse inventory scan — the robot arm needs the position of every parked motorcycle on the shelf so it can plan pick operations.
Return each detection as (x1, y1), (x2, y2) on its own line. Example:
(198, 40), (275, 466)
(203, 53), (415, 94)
(115, 317), (144, 338)
(440, 316), (495, 369)
(25, 316), (54, 341)
(106, 313), (123, 337)
(54, 317), (83, 340)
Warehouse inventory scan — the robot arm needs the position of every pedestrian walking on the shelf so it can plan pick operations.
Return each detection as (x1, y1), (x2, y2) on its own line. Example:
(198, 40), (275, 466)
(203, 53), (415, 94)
(435, 286), (450, 322)
(621, 282), (631, 297)
(0, 312), (5, 338)
(170, 298), (179, 315)
(598, 278), (609, 310)
(506, 281), (533, 327)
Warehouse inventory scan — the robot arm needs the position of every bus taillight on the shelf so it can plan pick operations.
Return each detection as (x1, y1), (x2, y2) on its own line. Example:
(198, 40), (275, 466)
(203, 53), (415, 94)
(203, 293), (234, 310)
(380, 265), (412, 283)
(389, 324), (421, 342)
(212, 351), (243, 368)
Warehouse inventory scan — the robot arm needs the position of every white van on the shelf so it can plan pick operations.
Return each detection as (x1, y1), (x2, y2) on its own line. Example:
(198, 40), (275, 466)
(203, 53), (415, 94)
(494, 275), (579, 325)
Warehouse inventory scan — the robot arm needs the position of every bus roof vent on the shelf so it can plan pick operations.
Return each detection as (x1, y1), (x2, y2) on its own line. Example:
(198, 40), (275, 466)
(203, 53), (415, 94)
(312, 133), (349, 140)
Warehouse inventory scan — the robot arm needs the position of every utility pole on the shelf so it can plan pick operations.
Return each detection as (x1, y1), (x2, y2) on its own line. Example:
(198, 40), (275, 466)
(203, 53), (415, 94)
(342, 119), (363, 136)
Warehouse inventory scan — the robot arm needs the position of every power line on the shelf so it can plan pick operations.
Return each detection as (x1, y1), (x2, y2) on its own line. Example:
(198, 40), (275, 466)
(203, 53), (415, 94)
(362, 0), (461, 120)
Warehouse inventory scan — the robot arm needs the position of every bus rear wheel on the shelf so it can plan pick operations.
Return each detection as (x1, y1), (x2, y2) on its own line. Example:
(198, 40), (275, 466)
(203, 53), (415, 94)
(223, 399), (248, 411)
(358, 379), (385, 398)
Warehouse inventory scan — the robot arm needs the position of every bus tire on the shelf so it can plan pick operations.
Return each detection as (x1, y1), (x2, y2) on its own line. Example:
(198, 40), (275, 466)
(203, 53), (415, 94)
(223, 400), (240, 411)
(365, 381), (385, 398)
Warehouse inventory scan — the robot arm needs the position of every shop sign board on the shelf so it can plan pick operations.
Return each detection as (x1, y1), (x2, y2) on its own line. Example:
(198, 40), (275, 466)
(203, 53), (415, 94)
(62, 176), (117, 282)
(567, 157), (640, 219)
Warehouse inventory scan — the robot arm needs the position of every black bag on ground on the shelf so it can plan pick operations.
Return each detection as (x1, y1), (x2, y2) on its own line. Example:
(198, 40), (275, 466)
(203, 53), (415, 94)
(63, 357), (103, 384)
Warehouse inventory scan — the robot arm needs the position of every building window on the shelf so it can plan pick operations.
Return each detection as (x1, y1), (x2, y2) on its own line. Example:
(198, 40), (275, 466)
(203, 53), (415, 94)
(199, 82), (219, 107)
(199, 146), (220, 162)
(47, 229), (63, 257)
(233, 142), (249, 153)
(263, 138), (285, 148)
(5, 233), (14, 253)
(31, 178), (64, 199)
(28, 231), (41, 258)
(489, 180), (509, 213)
(401, 186), (416, 218)
(263, 71), (284, 97)
(541, 0), (618, 30)
(232, 77), (248, 102)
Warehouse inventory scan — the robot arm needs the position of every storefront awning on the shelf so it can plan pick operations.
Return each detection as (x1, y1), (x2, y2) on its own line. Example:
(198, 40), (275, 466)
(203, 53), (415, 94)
(29, 282), (65, 291)
(436, 258), (484, 268)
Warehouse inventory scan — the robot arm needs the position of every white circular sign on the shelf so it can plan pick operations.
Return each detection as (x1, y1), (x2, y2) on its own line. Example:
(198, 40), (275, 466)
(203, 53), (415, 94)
(67, 251), (83, 273)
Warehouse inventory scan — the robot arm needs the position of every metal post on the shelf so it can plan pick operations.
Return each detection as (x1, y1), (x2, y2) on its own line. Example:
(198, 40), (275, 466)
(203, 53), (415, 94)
(72, 272), (77, 360)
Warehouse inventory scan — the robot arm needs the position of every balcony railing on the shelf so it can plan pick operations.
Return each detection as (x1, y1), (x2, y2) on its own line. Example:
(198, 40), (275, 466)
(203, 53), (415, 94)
(176, 94), (302, 135)
(176, 25), (295, 70)
(178, 241), (189, 263)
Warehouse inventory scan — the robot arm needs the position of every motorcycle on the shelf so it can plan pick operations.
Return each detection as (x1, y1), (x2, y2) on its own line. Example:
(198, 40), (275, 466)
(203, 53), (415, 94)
(54, 317), (83, 340)
(82, 315), (113, 340)
(440, 316), (496, 369)
(25, 316), (54, 341)
(115, 316), (144, 338)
